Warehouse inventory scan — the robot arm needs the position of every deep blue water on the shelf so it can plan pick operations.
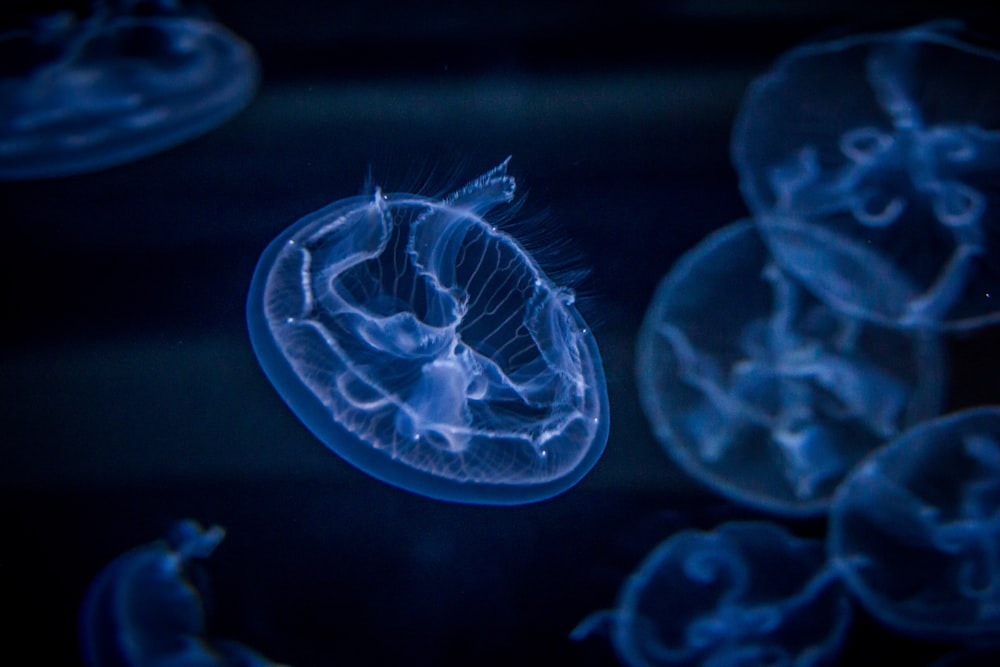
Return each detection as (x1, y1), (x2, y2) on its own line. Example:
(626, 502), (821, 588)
(2, 2), (1000, 665)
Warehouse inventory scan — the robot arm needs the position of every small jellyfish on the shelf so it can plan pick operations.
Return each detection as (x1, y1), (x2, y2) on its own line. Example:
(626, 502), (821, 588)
(635, 221), (944, 516)
(571, 521), (852, 667)
(79, 519), (284, 667)
(829, 406), (1000, 642)
(246, 158), (609, 505)
(0, 0), (259, 179)
(731, 21), (1000, 330)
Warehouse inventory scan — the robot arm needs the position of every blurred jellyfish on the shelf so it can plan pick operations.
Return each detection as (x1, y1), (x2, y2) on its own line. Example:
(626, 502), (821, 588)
(246, 158), (609, 505)
(571, 521), (851, 667)
(79, 519), (285, 666)
(732, 21), (1000, 330)
(829, 406), (1000, 642)
(0, 0), (259, 179)
(635, 221), (943, 516)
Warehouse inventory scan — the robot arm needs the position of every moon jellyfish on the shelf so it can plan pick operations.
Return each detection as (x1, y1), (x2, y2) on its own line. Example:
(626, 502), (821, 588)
(732, 22), (1000, 330)
(79, 519), (284, 667)
(571, 522), (852, 667)
(635, 221), (943, 516)
(246, 158), (609, 505)
(0, 0), (259, 180)
(829, 406), (1000, 642)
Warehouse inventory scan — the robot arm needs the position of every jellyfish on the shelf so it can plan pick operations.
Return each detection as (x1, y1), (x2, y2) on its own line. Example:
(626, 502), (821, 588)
(635, 221), (944, 516)
(829, 406), (1000, 642)
(731, 21), (1000, 330)
(0, 0), (259, 179)
(79, 519), (284, 667)
(571, 521), (852, 667)
(246, 158), (609, 505)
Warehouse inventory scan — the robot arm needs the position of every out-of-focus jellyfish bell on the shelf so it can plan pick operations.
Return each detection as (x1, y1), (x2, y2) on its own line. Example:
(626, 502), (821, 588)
(732, 21), (1000, 331)
(0, 0), (259, 179)
(246, 158), (609, 505)
(79, 519), (285, 667)
(635, 221), (944, 516)
(830, 407), (1000, 642)
(571, 521), (852, 667)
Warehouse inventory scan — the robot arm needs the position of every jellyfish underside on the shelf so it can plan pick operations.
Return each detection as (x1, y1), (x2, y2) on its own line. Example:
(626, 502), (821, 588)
(79, 520), (282, 667)
(664, 262), (907, 501)
(0, 0), (258, 179)
(768, 117), (990, 327)
(248, 159), (609, 504)
(571, 523), (850, 667)
(635, 221), (938, 516)
(737, 23), (1000, 330)
(831, 409), (1000, 640)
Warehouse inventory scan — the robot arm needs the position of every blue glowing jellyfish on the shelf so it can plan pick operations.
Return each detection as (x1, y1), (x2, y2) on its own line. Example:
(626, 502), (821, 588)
(246, 158), (609, 505)
(635, 221), (944, 516)
(0, 0), (258, 180)
(829, 406), (1000, 642)
(571, 521), (852, 667)
(732, 21), (1000, 330)
(79, 519), (284, 667)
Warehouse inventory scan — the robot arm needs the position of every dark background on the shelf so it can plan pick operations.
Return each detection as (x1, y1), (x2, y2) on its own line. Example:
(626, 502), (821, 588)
(2, 1), (1000, 665)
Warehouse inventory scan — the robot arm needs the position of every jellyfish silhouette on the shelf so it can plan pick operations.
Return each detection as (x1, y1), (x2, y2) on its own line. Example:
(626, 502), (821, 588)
(79, 519), (284, 667)
(830, 406), (1000, 642)
(635, 221), (943, 516)
(571, 521), (852, 667)
(732, 21), (1000, 330)
(246, 158), (609, 505)
(0, 0), (258, 179)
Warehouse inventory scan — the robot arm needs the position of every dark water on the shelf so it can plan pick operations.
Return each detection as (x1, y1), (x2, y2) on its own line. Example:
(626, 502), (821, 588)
(2, 1), (999, 665)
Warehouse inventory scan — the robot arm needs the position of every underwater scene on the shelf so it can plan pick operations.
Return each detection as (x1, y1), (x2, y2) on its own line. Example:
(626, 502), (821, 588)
(2, 1), (1000, 665)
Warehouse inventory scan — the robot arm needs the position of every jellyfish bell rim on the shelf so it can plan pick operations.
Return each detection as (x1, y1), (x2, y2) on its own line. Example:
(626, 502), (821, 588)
(752, 209), (1000, 335)
(246, 179), (610, 506)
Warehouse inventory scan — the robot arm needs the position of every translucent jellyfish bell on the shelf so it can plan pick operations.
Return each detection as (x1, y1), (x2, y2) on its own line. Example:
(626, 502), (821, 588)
(571, 522), (852, 667)
(829, 407), (1000, 642)
(0, 0), (259, 179)
(79, 519), (284, 667)
(246, 158), (609, 505)
(732, 22), (1000, 330)
(635, 221), (944, 516)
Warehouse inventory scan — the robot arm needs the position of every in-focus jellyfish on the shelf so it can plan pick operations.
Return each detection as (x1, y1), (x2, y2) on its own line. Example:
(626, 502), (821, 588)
(829, 406), (1000, 642)
(246, 158), (609, 505)
(0, 0), (258, 179)
(571, 521), (852, 667)
(635, 221), (943, 516)
(732, 21), (1000, 330)
(79, 519), (284, 667)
